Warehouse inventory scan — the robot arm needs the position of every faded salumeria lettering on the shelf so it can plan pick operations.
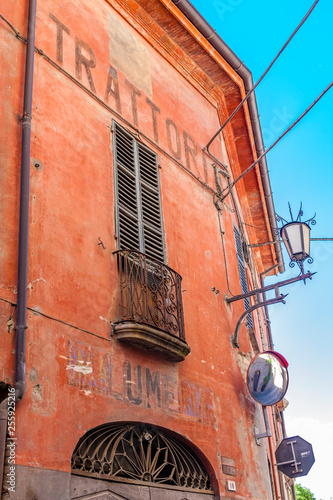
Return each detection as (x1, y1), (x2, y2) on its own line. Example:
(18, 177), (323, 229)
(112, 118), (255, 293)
(67, 340), (215, 426)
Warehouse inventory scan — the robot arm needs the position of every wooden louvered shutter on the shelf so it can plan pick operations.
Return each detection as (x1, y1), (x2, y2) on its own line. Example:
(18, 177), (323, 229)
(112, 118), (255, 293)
(138, 143), (164, 262)
(114, 122), (165, 262)
(114, 124), (141, 252)
(233, 226), (254, 329)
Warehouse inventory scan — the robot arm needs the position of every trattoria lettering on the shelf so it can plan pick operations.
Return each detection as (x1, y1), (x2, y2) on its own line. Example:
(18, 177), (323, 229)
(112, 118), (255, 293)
(49, 12), (211, 187)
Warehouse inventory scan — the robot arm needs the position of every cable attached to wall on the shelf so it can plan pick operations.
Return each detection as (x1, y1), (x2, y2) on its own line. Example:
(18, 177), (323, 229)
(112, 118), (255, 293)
(0, 296), (110, 342)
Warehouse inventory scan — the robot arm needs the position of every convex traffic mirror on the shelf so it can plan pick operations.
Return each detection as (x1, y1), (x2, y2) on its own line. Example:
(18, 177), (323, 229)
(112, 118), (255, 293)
(247, 351), (289, 406)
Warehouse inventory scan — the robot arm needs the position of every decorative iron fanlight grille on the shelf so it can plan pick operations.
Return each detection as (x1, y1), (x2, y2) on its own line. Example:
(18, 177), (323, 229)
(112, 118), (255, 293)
(71, 424), (213, 492)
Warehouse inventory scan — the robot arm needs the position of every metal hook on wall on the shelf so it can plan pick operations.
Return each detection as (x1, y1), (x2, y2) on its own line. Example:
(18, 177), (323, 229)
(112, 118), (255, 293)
(98, 237), (106, 250)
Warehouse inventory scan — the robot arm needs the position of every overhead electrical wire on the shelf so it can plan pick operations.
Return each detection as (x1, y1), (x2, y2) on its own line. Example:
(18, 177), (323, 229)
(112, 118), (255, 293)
(205, 0), (320, 153)
(219, 81), (333, 200)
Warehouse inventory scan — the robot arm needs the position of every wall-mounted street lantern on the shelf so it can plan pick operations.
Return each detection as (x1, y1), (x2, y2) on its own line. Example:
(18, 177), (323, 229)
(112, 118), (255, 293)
(277, 204), (315, 274)
(227, 204), (317, 347)
(228, 204), (333, 346)
(280, 222), (310, 271)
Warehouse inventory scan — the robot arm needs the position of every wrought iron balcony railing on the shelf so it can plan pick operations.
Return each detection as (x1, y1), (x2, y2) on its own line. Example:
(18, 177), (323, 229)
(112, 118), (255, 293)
(114, 249), (185, 341)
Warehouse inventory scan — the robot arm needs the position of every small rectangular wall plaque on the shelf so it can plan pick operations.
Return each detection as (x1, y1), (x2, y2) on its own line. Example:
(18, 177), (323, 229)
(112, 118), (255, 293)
(221, 457), (237, 476)
(222, 464), (237, 476)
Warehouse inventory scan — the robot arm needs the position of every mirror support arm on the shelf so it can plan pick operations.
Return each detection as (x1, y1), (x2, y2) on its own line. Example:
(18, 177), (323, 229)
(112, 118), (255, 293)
(255, 406), (272, 445)
(232, 296), (287, 348)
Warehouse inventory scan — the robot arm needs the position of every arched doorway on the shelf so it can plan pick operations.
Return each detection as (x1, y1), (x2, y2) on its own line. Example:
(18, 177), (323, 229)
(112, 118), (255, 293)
(71, 423), (216, 499)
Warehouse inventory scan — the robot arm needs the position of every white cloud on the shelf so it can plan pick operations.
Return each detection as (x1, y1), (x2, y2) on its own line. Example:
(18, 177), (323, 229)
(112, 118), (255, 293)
(284, 415), (333, 500)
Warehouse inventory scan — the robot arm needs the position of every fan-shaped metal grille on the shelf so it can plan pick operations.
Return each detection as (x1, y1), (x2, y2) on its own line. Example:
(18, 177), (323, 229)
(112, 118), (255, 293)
(71, 424), (213, 492)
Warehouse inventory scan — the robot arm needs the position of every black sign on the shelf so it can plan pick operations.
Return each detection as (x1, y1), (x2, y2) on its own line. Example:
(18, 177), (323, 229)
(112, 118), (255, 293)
(275, 435), (315, 478)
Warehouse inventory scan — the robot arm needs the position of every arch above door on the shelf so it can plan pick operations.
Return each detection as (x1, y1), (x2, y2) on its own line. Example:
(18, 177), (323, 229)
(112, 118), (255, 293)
(71, 423), (215, 499)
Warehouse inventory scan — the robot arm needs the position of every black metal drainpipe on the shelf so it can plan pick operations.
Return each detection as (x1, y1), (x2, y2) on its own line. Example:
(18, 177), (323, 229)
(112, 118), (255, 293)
(15, 0), (37, 402)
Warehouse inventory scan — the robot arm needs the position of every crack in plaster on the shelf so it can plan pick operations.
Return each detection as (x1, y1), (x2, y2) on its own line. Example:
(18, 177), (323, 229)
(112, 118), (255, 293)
(27, 277), (51, 289)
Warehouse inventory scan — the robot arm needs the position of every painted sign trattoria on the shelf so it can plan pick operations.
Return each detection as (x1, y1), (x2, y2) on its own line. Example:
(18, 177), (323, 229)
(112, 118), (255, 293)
(48, 10), (213, 188)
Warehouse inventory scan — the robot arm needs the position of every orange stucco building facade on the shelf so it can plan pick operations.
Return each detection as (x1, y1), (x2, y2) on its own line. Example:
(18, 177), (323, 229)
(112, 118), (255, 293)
(1, 0), (293, 499)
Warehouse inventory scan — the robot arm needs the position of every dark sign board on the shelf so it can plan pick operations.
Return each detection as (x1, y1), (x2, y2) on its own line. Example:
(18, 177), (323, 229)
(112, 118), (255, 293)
(275, 435), (315, 478)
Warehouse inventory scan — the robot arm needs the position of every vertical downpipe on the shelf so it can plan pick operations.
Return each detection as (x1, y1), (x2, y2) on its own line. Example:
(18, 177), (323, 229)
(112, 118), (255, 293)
(15, 0), (37, 402)
(0, 3), (37, 493)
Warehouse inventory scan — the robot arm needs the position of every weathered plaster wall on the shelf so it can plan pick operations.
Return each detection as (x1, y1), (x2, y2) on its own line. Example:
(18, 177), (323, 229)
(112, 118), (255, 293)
(0, 0), (278, 498)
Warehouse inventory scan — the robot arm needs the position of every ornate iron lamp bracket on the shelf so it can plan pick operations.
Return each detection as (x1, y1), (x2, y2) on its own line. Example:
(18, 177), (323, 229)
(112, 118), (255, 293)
(232, 295), (287, 348)
(228, 271), (315, 347)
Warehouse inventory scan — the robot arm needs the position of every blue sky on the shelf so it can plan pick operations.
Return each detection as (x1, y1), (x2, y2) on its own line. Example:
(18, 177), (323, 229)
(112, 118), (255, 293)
(190, 0), (333, 498)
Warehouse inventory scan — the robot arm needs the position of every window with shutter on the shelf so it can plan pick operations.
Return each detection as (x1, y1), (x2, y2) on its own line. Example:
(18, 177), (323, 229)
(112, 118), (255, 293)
(112, 122), (188, 360)
(114, 122), (165, 262)
(233, 225), (254, 329)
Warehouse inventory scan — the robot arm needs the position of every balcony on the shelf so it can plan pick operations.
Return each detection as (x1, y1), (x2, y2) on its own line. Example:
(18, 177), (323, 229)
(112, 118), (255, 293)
(113, 249), (190, 362)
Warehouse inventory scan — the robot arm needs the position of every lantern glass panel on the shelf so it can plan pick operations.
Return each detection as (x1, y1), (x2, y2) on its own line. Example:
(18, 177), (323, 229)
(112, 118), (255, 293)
(280, 222), (310, 262)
